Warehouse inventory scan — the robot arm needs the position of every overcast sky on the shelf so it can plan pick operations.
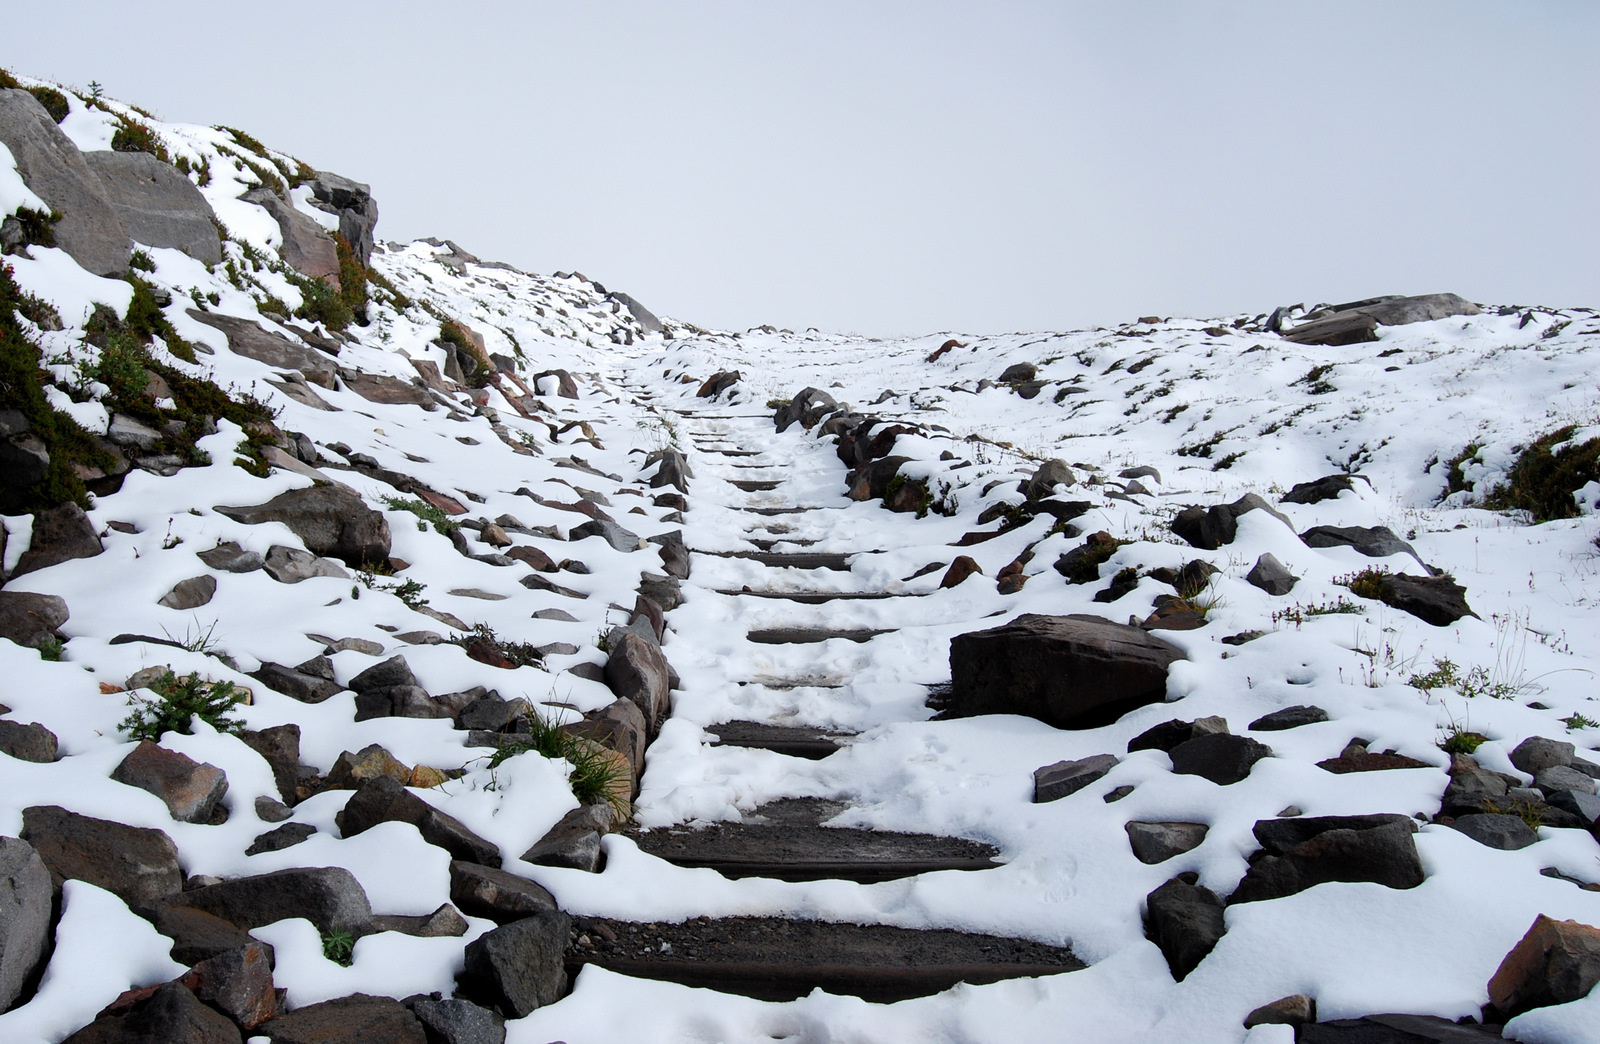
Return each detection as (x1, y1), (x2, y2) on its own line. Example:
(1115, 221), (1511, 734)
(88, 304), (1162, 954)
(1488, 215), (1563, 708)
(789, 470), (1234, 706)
(6, 2), (1596, 335)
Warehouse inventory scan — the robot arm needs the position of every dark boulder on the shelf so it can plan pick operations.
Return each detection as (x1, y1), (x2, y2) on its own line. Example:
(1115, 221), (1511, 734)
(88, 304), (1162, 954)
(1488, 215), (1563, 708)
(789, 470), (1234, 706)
(696, 370), (741, 399)
(239, 724), (302, 805)
(257, 993), (425, 1044)
(0, 410), (49, 514)
(520, 804), (612, 872)
(1248, 705), (1328, 732)
(245, 823), (315, 855)
(408, 996), (506, 1044)
(1145, 872), (1225, 982)
(180, 941), (277, 1031)
(21, 805), (182, 909)
(1299, 1014), (1503, 1043)
(1246, 553), (1297, 596)
(1021, 459), (1074, 501)
(648, 531), (690, 580)
(1126, 821), (1209, 864)
(12, 501), (103, 577)
(251, 662), (345, 704)
(0, 591), (70, 650)
(61, 980), (242, 1044)
(337, 776), (500, 866)
(111, 741), (229, 823)
(457, 910), (571, 1018)
(1168, 733), (1272, 785)
(0, 720), (58, 762)
(448, 861), (558, 924)
(308, 171), (380, 267)
(162, 866), (371, 935)
(532, 369), (578, 399)
(158, 574), (218, 610)
(948, 614), (1185, 729)
(570, 518), (642, 552)
(1283, 294), (1480, 347)
(1370, 572), (1476, 626)
(1281, 474), (1366, 505)
(1299, 525), (1427, 568)
(1033, 755), (1120, 803)
(85, 150), (222, 265)
(940, 556), (982, 588)
(1450, 814), (1539, 851)
(217, 485), (390, 568)
(148, 906), (262, 966)
(1486, 913), (1600, 1020)
(773, 388), (838, 433)
(0, 836), (51, 1011)
(647, 448), (692, 492)
(1230, 814), (1424, 904)
(846, 456), (910, 502)
(1128, 716), (1229, 753)
(1171, 493), (1292, 551)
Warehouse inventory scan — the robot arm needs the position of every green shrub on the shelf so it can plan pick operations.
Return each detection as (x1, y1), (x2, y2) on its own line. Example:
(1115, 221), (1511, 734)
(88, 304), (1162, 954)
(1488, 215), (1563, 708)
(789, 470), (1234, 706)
(1438, 728), (1487, 755)
(449, 622), (545, 669)
(120, 670), (246, 741)
(1337, 566), (1390, 601)
(128, 249), (155, 272)
(289, 273), (352, 331)
(334, 234), (368, 324)
(91, 333), (149, 400)
(321, 928), (355, 966)
(382, 495), (459, 535)
(0, 68), (19, 89)
(26, 86), (69, 123)
(111, 117), (169, 163)
(11, 207), (61, 250)
(1484, 425), (1600, 522)
(220, 125), (270, 158)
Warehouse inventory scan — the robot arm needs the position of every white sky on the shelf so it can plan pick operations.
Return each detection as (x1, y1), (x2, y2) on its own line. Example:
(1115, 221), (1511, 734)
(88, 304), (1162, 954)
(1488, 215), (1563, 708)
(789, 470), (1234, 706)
(5, 1), (1596, 335)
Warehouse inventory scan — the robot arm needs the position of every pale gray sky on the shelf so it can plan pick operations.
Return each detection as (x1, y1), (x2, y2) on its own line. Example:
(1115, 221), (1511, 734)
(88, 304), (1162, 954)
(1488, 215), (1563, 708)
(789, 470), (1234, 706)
(6, 1), (1596, 334)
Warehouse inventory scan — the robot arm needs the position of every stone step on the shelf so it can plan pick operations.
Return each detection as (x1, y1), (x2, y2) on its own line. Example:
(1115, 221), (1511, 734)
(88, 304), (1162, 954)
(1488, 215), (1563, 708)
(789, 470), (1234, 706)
(744, 537), (819, 550)
(629, 799), (1001, 883)
(728, 462), (788, 469)
(693, 550), (856, 571)
(729, 479), (783, 492)
(697, 448), (763, 457)
(705, 721), (851, 759)
(566, 915), (1082, 1002)
(731, 506), (818, 515)
(716, 589), (905, 603)
(746, 627), (895, 645)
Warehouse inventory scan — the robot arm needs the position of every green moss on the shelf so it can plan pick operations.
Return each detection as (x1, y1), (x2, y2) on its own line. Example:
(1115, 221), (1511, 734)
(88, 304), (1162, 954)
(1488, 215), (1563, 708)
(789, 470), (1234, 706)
(25, 86), (69, 123)
(1484, 425), (1600, 522)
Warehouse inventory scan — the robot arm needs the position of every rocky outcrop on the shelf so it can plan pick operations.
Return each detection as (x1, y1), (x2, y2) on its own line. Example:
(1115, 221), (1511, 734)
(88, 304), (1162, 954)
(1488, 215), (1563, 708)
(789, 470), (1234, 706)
(308, 171), (380, 266)
(12, 501), (103, 577)
(1229, 814), (1425, 904)
(948, 614), (1185, 729)
(1281, 293), (1481, 346)
(84, 151), (221, 264)
(243, 187), (339, 284)
(217, 485), (390, 568)
(186, 311), (338, 389)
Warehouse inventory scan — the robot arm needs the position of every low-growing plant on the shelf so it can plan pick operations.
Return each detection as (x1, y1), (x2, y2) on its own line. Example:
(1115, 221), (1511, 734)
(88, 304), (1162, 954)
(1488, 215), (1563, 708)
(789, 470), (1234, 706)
(1337, 566), (1390, 601)
(128, 248), (155, 272)
(450, 622), (545, 669)
(120, 670), (246, 741)
(321, 928), (355, 966)
(1561, 711), (1599, 731)
(381, 495), (460, 536)
(357, 570), (429, 609)
(11, 206), (61, 250)
(1271, 598), (1365, 627)
(26, 86), (70, 123)
(1482, 795), (1545, 831)
(1484, 425), (1600, 522)
(90, 332), (149, 401)
(1438, 727), (1487, 755)
(487, 712), (631, 820)
(111, 117), (169, 163)
(35, 636), (65, 662)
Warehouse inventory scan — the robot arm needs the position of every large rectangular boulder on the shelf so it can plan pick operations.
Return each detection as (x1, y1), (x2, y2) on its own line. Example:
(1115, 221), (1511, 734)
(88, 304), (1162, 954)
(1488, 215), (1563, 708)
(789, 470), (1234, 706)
(948, 614), (1186, 729)
(85, 150), (222, 264)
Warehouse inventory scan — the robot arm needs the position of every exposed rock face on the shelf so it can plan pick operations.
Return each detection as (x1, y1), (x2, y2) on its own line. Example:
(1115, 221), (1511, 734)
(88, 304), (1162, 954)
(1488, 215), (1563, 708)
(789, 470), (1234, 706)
(0, 88), (131, 275)
(1282, 293), (1481, 346)
(948, 614), (1186, 729)
(12, 501), (104, 577)
(243, 186), (339, 284)
(217, 485), (391, 568)
(0, 410), (49, 514)
(1125, 821), (1209, 864)
(610, 291), (662, 334)
(458, 910), (571, 1018)
(1246, 553), (1297, 595)
(21, 805), (183, 909)
(84, 150), (222, 264)
(1370, 572), (1476, 626)
(309, 171), (380, 266)
(0, 836), (52, 1012)
(1168, 733), (1272, 785)
(448, 861), (559, 924)
(1486, 913), (1600, 1020)
(1230, 814), (1425, 904)
(186, 311), (338, 389)
(0, 591), (70, 650)
(111, 741), (230, 823)
(162, 866), (372, 935)
(1145, 872), (1225, 981)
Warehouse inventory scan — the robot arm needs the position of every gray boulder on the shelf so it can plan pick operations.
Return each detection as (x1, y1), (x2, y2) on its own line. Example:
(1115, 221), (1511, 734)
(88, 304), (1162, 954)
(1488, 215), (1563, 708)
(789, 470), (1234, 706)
(647, 532), (690, 580)
(1021, 459), (1075, 501)
(1145, 872), (1225, 982)
(0, 410), (49, 514)
(196, 542), (264, 573)
(1230, 814), (1425, 904)
(0, 837), (51, 1012)
(186, 310), (338, 388)
(1370, 572), (1476, 627)
(251, 660), (344, 703)
(1248, 705), (1329, 731)
(1299, 524), (1427, 568)
(217, 485), (390, 568)
(157, 574), (217, 610)
(242, 186), (339, 283)
(20, 805), (183, 909)
(111, 741), (229, 823)
(182, 941), (277, 1031)
(1450, 813), (1539, 851)
(1246, 553), (1297, 596)
(309, 171), (380, 266)
(84, 150), (221, 264)
(12, 501), (103, 577)
(948, 614), (1186, 730)
(0, 721), (58, 762)
(1033, 755), (1120, 803)
(648, 448), (692, 492)
(610, 291), (662, 335)
(1169, 733), (1272, 785)
(147, 905), (262, 966)
(1535, 765), (1597, 797)
(1126, 821), (1209, 864)
(448, 861), (559, 924)
(0, 89), (130, 275)
(337, 775), (501, 867)
(163, 866), (371, 935)
(0, 591), (69, 650)
(604, 632), (671, 736)
(1508, 736), (1575, 776)
(520, 804), (612, 872)
(774, 387), (838, 433)
(409, 997), (506, 1044)
(458, 910), (571, 1018)
(570, 518), (642, 552)
(1172, 493), (1293, 551)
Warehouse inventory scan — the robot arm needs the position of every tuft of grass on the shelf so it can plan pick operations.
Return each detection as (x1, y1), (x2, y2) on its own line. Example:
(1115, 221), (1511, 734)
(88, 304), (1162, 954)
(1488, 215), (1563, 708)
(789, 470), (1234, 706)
(11, 206), (61, 250)
(1272, 597), (1365, 627)
(1482, 796), (1545, 831)
(1438, 727), (1487, 755)
(1337, 566), (1390, 601)
(488, 712), (631, 820)
(450, 622), (545, 669)
(1561, 712), (1598, 731)
(1484, 425), (1600, 522)
(120, 670), (246, 741)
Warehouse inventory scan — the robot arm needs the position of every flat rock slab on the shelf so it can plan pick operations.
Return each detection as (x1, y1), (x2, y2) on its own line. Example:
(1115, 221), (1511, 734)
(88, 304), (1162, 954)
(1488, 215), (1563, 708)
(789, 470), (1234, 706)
(696, 550), (856, 571)
(629, 798), (1000, 883)
(568, 915), (1082, 1002)
(729, 479), (784, 492)
(745, 627), (895, 645)
(706, 722), (851, 760)
(717, 589), (905, 603)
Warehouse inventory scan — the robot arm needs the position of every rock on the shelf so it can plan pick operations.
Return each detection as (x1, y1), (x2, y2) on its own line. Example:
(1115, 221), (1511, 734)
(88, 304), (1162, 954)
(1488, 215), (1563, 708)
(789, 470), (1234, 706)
(570, 518), (642, 552)
(0, 591), (70, 650)
(218, 485), (390, 569)
(604, 632), (671, 736)
(62, 980), (242, 1044)
(563, 700), (649, 780)
(448, 861), (559, 924)
(163, 866), (371, 935)
(648, 531), (690, 580)
(639, 572), (683, 612)
(1317, 746), (1432, 774)
(186, 311), (337, 389)
(181, 941), (276, 1030)
(1128, 716), (1230, 753)
(1033, 755), (1120, 803)
(1246, 553), (1297, 596)
(1281, 474), (1364, 505)
(1283, 294), (1480, 347)
(325, 744), (412, 790)
(696, 370), (741, 398)
(1299, 524), (1425, 566)
(1440, 755), (1513, 817)
(505, 545), (558, 572)
(773, 387), (838, 432)
(308, 171), (380, 266)
(337, 776), (501, 867)
(1169, 733), (1271, 785)
(341, 370), (436, 408)
(1535, 765), (1597, 796)
(998, 362), (1037, 383)
(948, 614), (1186, 729)
(1126, 821), (1209, 864)
(12, 501), (103, 577)
(1248, 705), (1329, 731)
(0, 88), (131, 275)
(648, 448), (691, 492)
(532, 369), (579, 399)
(937, 556), (981, 588)
(252, 660), (345, 703)
(257, 994), (425, 1044)
(245, 823), (315, 855)
(20, 805), (183, 909)
(0, 720), (58, 762)
(148, 905), (262, 966)
(106, 413), (163, 450)
(262, 545), (351, 584)
(1370, 572), (1476, 626)
(1509, 736), (1575, 776)
(1546, 790), (1600, 827)
(348, 654), (419, 692)
(1021, 459), (1075, 500)
(1230, 814), (1424, 904)
(1171, 493), (1294, 550)
(846, 456), (911, 502)
(112, 741), (229, 823)
(372, 904), (469, 938)
(84, 150), (222, 265)
(1244, 994), (1316, 1030)
(457, 910), (571, 1018)
(1487, 913), (1600, 1020)
(242, 186), (339, 284)
(521, 804), (612, 873)
(1298, 1014), (1503, 1042)
(1450, 813), (1539, 851)
(1144, 872), (1225, 982)
(408, 997), (506, 1044)
(197, 542), (264, 573)
(610, 290), (662, 334)
(0, 414), (50, 515)
(0, 837), (51, 1012)
(158, 574), (218, 610)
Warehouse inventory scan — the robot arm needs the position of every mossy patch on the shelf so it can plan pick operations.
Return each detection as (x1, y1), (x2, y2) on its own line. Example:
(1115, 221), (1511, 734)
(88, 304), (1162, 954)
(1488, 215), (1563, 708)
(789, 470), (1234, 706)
(111, 117), (170, 163)
(1484, 425), (1600, 522)
(25, 86), (69, 123)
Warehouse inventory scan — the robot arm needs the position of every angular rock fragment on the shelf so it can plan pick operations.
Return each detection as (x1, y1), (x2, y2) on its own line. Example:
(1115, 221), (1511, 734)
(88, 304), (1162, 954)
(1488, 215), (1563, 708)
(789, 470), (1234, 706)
(217, 485), (390, 568)
(0, 836), (51, 1012)
(521, 804), (613, 872)
(1248, 705), (1328, 732)
(448, 861), (559, 924)
(1032, 755), (1120, 803)
(262, 545), (350, 584)
(1450, 814), (1539, 851)
(1145, 872), (1225, 982)
(1168, 733), (1272, 785)
(1487, 914), (1600, 1020)
(1128, 716), (1230, 753)
(162, 866), (371, 935)
(111, 741), (229, 823)
(62, 980), (243, 1043)
(458, 910), (571, 1018)
(157, 574), (217, 610)
(1170, 493), (1292, 551)
(180, 941), (276, 1030)
(604, 632), (671, 736)
(1246, 553), (1297, 596)
(0, 591), (70, 650)
(0, 720), (59, 762)
(1125, 821), (1209, 864)
(21, 805), (183, 909)
(337, 775), (501, 867)
(1230, 814), (1425, 904)
(257, 993), (426, 1044)
(12, 502), (103, 576)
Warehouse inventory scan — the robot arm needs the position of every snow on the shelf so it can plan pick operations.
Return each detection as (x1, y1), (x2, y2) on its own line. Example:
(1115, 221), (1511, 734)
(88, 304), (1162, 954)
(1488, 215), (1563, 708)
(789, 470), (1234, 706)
(1, 141), (47, 216)
(2, 78), (1599, 1042)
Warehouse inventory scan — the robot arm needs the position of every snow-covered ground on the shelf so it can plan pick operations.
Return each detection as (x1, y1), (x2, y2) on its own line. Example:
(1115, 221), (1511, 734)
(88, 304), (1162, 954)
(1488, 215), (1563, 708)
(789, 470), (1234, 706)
(2, 75), (1598, 1043)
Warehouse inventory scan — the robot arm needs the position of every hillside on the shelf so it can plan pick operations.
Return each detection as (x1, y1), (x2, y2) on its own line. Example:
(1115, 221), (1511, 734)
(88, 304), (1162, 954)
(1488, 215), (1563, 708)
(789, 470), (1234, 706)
(2, 71), (1599, 1044)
